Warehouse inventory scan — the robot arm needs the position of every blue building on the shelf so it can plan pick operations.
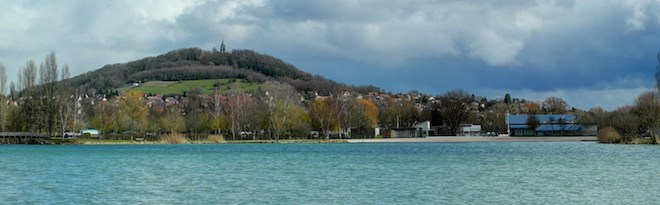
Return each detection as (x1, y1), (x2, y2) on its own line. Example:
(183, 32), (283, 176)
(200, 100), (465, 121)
(505, 114), (597, 136)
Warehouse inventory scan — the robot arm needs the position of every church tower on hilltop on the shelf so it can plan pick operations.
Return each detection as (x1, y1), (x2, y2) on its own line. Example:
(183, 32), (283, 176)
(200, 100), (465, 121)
(220, 40), (226, 53)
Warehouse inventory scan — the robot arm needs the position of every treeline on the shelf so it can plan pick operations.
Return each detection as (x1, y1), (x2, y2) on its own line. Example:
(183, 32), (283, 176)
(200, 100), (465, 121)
(590, 54), (660, 144)
(0, 50), (383, 140)
(1, 50), (617, 142)
(2, 53), (77, 137)
(588, 91), (660, 144)
(67, 47), (381, 98)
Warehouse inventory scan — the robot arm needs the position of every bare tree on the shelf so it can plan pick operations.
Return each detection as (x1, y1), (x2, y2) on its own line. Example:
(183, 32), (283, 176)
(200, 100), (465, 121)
(655, 53), (660, 91)
(23, 60), (38, 91)
(241, 98), (267, 140)
(439, 89), (472, 135)
(526, 115), (541, 136)
(310, 98), (337, 138)
(610, 105), (638, 143)
(0, 62), (6, 96)
(632, 91), (660, 144)
(588, 107), (610, 129)
(335, 94), (354, 139)
(9, 81), (16, 99)
(72, 88), (86, 133)
(18, 60), (39, 132)
(42, 52), (59, 137)
(208, 89), (225, 134)
(542, 96), (569, 114)
(58, 64), (72, 139)
(226, 88), (250, 140)
(264, 81), (304, 141)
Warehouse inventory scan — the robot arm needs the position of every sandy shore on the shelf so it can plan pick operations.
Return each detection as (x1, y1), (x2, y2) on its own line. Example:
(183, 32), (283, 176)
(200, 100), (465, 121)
(347, 136), (597, 143)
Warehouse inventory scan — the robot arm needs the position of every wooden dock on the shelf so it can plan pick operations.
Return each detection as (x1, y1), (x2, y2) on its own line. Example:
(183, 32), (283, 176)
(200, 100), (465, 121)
(0, 132), (49, 138)
(0, 132), (50, 144)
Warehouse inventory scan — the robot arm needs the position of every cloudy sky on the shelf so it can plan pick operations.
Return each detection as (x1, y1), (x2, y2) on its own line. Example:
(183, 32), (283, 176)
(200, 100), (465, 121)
(1, 0), (659, 110)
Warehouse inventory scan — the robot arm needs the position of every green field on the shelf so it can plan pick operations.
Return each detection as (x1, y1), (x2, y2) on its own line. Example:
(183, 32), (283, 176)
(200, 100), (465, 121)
(116, 79), (263, 95)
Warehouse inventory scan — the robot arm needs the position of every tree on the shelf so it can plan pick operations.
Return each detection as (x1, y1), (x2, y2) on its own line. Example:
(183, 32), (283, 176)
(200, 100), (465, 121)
(557, 117), (566, 135)
(291, 122), (312, 139)
(655, 53), (660, 91)
(334, 95), (354, 139)
(610, 105), (638, 143)
(522, 101), (540, 114)
(588, 107), (610, 129)
(526, 115), (541, 136)
(492, 102), (516, 115)
(542, 96), (569, 114)
(350, 99), (378, 137)
(110, 103), (128, 137)
(380, 100), (419, 129)
(91, 102), (114, 137)
(264, 81), (304, 141)
(121, 90), (148, 138)
(632, 91), (660, 144)
(504, 93), (511, 104)
(18, 60), (39, 132)
(41, 52), (59, 137)
(241, 98), (267, 140)
(439, 89), (472, 135)
(206, 89), (227, 134)
(161, 104), (185, 134)
(310, 98), (338, 139)
(0, 62), (6, 96)
(481, 111), (506, 134)
(548, 117), (556, 135)
(225, 90), (250, 140)
(9, 81), (16, 99)
(58, 64), (72, 139)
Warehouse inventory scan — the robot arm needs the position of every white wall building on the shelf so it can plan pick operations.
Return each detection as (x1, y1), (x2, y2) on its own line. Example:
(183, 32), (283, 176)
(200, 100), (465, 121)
(460, 124), (481, 136)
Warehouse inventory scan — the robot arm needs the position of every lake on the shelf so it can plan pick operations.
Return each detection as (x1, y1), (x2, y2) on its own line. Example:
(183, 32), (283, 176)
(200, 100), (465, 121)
(1, 142), (658, 204)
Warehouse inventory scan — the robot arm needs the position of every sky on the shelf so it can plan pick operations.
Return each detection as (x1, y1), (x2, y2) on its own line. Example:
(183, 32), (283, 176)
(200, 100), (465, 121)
(1, 0), (659, 111)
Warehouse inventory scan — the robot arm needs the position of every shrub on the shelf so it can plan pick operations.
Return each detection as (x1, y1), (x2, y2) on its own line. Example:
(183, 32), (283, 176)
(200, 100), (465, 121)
(598, 127), (620, 143)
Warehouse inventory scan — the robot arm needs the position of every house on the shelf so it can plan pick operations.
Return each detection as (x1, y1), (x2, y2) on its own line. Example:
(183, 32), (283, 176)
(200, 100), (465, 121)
(505, 114), (597, 136)
(390, 121), (431, 138)
(460, 124), (482, 136)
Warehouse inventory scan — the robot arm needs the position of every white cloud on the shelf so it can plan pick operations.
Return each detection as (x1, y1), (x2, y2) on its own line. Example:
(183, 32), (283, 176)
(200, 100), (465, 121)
(623, 0), (653, 31)
(0, 0), (656, 111)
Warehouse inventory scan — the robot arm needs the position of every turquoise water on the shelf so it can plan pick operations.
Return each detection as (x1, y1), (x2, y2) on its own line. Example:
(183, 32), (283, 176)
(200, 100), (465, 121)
(1, 142), (659, 204)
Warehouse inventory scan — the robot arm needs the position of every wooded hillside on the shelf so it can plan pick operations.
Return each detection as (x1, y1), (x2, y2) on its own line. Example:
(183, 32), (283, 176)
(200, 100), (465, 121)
(68, 48), (382, 95)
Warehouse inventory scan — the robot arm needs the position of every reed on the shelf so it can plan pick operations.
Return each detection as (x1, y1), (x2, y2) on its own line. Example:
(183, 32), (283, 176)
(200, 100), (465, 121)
(597, 127), (620, 143)
(207, 134), (226, 143)
(163, 133), (190, 144)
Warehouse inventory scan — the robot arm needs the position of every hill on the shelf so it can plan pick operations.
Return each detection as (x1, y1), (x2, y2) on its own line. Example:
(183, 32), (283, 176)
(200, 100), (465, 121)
(68, 48), (382, 96)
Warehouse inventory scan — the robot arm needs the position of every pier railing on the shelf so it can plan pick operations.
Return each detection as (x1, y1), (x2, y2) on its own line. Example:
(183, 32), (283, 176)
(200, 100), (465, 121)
(0, 132), (49, 138)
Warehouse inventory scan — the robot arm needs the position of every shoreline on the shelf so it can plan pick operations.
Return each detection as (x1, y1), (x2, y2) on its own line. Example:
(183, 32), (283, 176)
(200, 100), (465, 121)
(347, 136), (597, 143)
(3, 136), (597, 145)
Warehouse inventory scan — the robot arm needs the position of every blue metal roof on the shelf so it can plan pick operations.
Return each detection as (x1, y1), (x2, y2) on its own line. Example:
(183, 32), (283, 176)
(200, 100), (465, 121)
(536, 124), (581, 131)
(510, 124), (582, 131)
(506, 114), (577, 124)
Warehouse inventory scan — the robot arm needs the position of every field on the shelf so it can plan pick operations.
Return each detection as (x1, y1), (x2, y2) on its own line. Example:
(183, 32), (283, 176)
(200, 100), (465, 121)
(116, 79), (263, 95)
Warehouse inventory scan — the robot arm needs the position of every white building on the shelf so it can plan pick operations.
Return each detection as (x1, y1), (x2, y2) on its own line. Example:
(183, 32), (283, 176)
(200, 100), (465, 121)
(391, 121), (431, 138)
(460, 124), (481, 136)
